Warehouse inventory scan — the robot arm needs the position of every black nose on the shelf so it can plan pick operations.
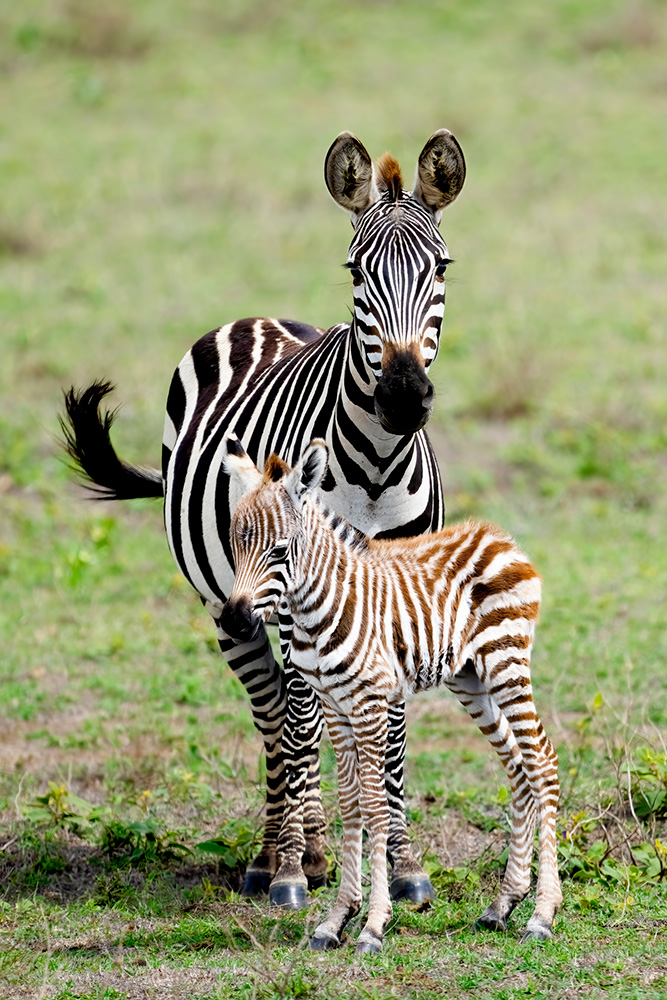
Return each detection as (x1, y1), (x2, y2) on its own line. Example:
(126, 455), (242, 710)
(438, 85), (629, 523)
(219, 596), (262, 642)
(374, 353), (434, 435)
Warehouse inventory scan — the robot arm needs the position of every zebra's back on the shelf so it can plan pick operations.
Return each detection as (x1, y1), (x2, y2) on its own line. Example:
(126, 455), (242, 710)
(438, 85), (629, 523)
(290, 517), (540, 709)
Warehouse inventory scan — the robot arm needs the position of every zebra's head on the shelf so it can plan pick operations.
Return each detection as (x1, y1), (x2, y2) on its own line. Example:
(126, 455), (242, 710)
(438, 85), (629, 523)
(325, 130), (465, 436)
(219, 437), (327, 642)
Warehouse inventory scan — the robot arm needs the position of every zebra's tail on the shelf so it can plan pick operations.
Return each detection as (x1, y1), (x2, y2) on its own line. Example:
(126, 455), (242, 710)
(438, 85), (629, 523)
(60, 380), (164, 500)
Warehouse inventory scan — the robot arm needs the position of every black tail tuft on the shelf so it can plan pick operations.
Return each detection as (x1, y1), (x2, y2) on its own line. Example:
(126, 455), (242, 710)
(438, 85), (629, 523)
(59, 380), (164, 500)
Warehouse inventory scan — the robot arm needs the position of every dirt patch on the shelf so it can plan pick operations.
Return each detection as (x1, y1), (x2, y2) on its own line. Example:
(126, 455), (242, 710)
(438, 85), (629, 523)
(12, 967), (223, 1000)
(418, 807), (507, 871)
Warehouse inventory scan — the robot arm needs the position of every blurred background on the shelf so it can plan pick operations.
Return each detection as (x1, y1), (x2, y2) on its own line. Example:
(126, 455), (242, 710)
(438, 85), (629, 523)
(1, 0), (666, 832)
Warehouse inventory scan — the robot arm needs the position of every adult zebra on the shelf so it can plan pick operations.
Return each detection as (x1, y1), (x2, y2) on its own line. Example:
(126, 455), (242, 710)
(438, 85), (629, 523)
(61, 129), (466, 908)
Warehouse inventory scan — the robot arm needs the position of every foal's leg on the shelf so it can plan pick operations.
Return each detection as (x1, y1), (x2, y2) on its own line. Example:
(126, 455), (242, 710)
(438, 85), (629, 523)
(264, 612), (328, 905)
(489, 667), (561, 940)
(269, 668), (324, 907)
(216, 625), (286, 896)
(310, 703), (364, 950)
(386, 703), (436, 903)
(446, 663), (537, 930)
(352, 699), (393, 955)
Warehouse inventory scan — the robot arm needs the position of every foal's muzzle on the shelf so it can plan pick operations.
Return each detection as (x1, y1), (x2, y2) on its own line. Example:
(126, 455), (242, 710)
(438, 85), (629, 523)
(219, 595), (263, 643)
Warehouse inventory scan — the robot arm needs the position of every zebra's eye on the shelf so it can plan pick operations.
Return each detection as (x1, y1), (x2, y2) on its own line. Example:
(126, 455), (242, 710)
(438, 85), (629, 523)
(435, 258), (452, 279)
(271, 543), (288, 560)
(345, 262), (363, 286)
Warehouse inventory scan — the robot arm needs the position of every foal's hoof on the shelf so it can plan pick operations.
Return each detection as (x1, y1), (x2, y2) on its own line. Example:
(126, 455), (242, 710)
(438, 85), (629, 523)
(309, 931), (341, 951)
(355, 932), (383, 955)
(390, 873), (435, 904)
(475, 911), (506, 933)
(269, 882), (308, 910)
(242, 871), (272, 898)
(521, 919), (553, 943)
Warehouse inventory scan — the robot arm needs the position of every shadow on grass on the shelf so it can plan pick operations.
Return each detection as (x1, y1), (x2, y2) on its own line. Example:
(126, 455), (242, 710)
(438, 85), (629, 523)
(0, 832), (244, 912)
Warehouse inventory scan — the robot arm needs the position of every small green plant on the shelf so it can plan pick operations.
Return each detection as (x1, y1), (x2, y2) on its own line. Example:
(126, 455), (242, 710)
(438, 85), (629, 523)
(557, 810), (666, 887)
(100, 817), (191, 868)
(630, 748), (667, 819)
(196, 816), (260, 870)
(23, 781), (111, 837)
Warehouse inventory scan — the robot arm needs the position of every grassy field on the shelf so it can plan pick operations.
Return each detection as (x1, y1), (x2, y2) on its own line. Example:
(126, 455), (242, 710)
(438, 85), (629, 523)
(1, 0), (666, 997)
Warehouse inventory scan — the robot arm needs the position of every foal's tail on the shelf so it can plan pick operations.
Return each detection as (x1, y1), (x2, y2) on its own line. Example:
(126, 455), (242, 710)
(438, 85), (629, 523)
(59, 380), (164, 501)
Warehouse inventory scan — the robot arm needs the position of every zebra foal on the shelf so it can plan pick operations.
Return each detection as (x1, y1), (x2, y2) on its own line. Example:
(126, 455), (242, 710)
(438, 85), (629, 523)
(221, 438), (562, 954)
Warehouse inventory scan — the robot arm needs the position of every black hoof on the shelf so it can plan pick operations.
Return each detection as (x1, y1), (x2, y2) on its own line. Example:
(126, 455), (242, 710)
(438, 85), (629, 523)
(475, 914), (506, 933)
(242, 870), (272, 897)
(269, 882), (308, 909)
(390, 874), (435, 904)
(309, 932), (341, 951)
(355, 936), (382, 955)
(307, 872), (328, 890)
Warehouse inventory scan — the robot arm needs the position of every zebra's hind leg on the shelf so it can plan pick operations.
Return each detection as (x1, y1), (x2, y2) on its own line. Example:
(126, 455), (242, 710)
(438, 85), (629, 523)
(492, 677), (561, 941)
(386, 703), (435, 904)
(217, 626), (287, 896)
(310, 704), (364, 951)
(269, 669), (325, 908)
(445, 664), (536, 933)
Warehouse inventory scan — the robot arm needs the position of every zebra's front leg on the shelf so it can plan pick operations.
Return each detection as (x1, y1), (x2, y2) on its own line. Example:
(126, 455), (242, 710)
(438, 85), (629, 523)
(354, 699), (393, 954)
(386, 702), (435, 903)
(310, 703), (364, 951)
(269, 668), (325, 908)
(217, 626), (287, 896)
(278, 615), (328, 892)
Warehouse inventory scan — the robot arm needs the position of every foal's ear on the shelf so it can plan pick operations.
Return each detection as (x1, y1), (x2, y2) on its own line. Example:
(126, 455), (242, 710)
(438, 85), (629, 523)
(325, 132), (379, 222)
(285, 439), (328, 505)
(223, 435), (262, 512)
(412, 129), (466, 222)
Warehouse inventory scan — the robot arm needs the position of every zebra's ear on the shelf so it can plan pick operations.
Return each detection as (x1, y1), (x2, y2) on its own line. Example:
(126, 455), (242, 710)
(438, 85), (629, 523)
(325, 132), (379, 222)
(412, 129), (466, 222)
(223, 435), (262, 512)
(285, 440), (328, 505)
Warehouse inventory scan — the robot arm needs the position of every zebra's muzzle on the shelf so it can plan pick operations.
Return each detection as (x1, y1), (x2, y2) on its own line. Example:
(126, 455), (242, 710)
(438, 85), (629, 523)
(374, 354), (434, 435)
(219, 595), (263, 643)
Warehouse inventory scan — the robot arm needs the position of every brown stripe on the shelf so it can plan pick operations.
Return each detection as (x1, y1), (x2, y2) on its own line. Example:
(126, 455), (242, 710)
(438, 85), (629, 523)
(471, 562), (537, 607)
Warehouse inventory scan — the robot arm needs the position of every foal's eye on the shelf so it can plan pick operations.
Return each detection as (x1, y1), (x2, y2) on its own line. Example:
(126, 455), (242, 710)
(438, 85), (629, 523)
(435, 258), (452, 279)
(271, 543), (288, 560)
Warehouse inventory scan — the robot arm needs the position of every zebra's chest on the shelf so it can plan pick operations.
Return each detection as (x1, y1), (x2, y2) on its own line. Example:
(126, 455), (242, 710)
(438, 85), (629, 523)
(289, 631), (405, 706)
(322, 476), (430, 538)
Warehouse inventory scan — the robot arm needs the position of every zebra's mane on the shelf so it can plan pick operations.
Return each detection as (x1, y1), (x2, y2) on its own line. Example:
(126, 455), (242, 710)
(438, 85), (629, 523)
(320, 504), (370, 554)
(376, 152), (403, 203)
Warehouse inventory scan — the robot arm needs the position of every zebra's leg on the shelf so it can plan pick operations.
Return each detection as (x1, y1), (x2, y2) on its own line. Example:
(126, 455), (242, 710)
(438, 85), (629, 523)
(269, 668), (324, 908)
(302, 752), (328, 890)
(275, 612), (328, 897)
(489, 670), (561, 941)
(353, 700), (393, 955)
(446, 663), (537, 931)
(216, 625), (286, 896)
(311, 702), (364, 951)
(386, 702), (435, 903)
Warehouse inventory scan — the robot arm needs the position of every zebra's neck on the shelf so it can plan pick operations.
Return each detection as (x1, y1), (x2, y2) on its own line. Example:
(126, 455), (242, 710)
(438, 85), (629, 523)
(331, 328), (418, 466)
(289, 497), (367, 621)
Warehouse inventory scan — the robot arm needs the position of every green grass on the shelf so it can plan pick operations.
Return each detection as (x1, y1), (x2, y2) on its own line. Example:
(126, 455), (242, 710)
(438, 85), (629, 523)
(1, 0), (667, 996)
